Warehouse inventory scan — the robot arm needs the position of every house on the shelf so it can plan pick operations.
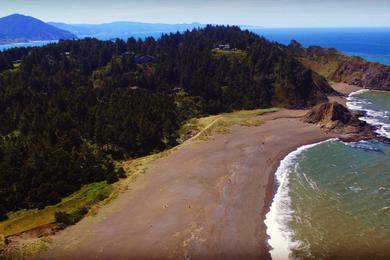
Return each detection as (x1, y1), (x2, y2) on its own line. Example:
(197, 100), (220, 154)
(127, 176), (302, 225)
(122, 51), (135, 56)
(60, 52), (71, 57)
(217, 44), (231, 51)
(135, 55), (155, 64)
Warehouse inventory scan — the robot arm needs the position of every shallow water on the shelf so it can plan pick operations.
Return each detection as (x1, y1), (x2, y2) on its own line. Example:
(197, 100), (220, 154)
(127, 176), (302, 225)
(289, 140), (390, 259)
(266, 91), (390, 259)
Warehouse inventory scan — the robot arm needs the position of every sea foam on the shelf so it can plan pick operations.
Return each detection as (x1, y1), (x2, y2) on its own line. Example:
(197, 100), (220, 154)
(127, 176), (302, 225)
(347, 90), (390, 139)
(264, 139), (336, 260)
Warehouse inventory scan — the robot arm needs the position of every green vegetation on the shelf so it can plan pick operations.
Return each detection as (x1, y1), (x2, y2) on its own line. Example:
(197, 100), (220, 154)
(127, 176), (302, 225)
(12, 63), (20, 68)
(54, 207), (88, 226)
(300, 58), (343, 79)
(0, 235), (51, 259)
(20, 238), (50, 257)
(212, 48), (247, 62)
(0, 25), (331, 226)
(0, 182), (112, 237)
(288, 42), (390, 91)
(179, 108), (279, 142)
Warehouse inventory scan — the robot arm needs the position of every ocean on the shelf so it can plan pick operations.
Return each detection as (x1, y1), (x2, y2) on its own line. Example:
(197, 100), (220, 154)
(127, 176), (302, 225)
(1, 28), (390, 66)
(0, 40), (57, 51)
(266, 90), (390, 259)
(252, 28), (390, 66)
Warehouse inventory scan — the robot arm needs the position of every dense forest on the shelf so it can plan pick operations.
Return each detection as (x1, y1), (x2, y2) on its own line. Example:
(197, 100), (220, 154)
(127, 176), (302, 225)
(0, 25), (333, 219)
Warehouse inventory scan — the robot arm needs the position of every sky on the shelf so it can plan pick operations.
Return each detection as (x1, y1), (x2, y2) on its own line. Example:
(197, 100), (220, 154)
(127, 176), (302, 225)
(0, 0), (389, 27)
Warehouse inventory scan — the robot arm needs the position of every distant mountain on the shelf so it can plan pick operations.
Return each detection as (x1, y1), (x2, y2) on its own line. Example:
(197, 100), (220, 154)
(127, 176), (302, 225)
(0, 14), (76, 44)
(49, 21), (263, 40)
(48, 21), (205, 39)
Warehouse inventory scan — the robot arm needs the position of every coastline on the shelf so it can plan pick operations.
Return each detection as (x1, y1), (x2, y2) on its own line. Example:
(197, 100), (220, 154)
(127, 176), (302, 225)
(265, 139), (335, 259)
(35, 110), (336, 259)
(264, 82), (370, 259)
(34, 84), (358, 259)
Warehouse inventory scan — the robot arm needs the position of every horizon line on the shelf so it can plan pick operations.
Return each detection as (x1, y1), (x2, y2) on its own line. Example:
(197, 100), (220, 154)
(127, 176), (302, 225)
(2, 13), (390, 29)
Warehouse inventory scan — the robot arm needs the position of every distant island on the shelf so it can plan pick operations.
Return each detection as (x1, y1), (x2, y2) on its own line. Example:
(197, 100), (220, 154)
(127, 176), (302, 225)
(0, 14), (76, 44)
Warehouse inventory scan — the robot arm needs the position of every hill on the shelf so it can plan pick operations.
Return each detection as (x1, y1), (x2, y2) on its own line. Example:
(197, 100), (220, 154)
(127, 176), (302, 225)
(0, 14), (76, 44)
(0, 25), (332, 220)
(288, 40), (390, 91)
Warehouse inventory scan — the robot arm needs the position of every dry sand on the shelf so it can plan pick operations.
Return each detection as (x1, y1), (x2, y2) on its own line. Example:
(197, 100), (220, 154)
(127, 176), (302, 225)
(36, 84), (358, 260)
(328, 82), (362, 105)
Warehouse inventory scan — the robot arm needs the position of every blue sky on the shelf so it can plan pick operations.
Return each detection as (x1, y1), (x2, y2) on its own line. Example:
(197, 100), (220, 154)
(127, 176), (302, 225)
(0, 0), (389, 27)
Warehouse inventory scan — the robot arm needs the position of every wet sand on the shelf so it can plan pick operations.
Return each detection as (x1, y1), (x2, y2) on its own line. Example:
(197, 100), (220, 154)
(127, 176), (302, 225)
(36, 108), (339, 260)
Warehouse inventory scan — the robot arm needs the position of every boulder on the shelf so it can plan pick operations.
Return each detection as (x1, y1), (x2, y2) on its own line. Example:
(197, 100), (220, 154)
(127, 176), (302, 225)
(304, 102), (352, 127)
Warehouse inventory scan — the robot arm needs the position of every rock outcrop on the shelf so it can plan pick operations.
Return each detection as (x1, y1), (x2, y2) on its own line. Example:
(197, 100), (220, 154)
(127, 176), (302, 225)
(304, 102), (375, 141)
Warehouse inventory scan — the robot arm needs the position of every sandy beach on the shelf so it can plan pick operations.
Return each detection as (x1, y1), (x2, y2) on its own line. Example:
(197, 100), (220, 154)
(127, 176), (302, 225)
(36, 84), (357, 260)
(328, 82), (362, 105)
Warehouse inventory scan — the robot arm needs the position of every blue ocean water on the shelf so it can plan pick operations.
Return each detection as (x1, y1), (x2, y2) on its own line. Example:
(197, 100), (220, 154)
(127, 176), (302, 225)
(0, 40), (57, 52)
(252, 28), (390, 65)
(266, 91), (390, 259)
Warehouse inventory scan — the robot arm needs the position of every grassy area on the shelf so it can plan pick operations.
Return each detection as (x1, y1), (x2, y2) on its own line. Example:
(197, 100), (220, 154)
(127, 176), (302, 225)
(300, 58), (343, 79)
(212, 48), (247, 62)
(0, 182), (112, 237)
(179, 108), (279, 142)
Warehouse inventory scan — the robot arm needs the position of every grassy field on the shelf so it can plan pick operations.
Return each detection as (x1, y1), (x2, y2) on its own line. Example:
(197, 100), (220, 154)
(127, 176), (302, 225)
(300, 58), (343, 79)
(0, 182), (112, 237)
(179, 108), (279, 142)
(212, 48), (247, 62)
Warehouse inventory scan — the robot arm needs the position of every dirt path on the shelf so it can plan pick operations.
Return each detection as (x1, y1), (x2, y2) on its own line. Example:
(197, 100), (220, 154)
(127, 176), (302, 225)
(36, 110), (335, 260)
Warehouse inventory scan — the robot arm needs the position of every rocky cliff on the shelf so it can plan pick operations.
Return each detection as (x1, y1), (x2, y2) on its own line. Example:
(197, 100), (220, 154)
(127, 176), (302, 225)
(288, 40), (390, 91)
(303, 102), (375, 140)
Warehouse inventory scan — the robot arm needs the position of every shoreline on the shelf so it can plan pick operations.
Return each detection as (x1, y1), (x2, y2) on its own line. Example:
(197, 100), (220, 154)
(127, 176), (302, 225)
(264, 84), (390, 259)
(33, 84), (358, 259)
(263, 82), (375, 259)
(262, 137), (338, 259)
(264, 138), (338, 259)
(35, 111), (337, 259)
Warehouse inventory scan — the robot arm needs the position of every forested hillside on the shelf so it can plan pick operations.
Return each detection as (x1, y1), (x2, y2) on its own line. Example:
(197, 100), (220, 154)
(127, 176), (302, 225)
(0, 26), (332, 219)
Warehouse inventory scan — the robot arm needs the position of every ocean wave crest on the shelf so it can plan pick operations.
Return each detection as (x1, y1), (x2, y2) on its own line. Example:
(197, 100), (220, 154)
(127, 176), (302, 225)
(264, 139), (337, 260)
(346, 90), (390, 139)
